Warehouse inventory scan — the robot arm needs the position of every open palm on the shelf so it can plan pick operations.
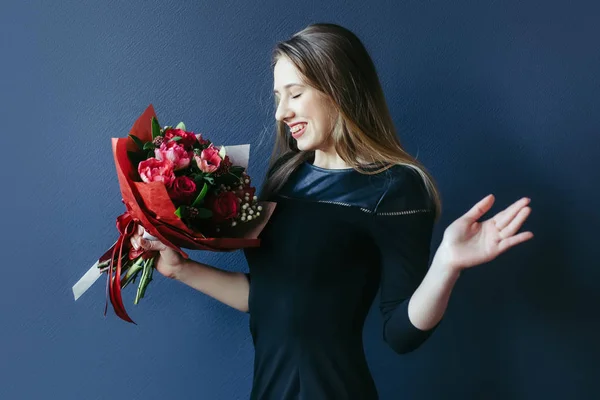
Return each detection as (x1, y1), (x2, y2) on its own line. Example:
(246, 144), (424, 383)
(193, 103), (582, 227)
(442, 195), (534, 271)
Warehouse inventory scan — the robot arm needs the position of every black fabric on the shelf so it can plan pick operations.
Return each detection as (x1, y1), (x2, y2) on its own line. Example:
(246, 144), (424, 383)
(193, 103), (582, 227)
(243, 161), (438, 400)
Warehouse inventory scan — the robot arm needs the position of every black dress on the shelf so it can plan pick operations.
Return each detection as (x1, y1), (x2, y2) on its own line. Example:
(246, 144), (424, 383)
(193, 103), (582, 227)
(243, 161), (439, 400)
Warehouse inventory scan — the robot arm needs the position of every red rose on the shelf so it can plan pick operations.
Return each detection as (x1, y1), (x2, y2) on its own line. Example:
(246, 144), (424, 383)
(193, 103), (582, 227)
(168, 176), (197, 205)
(206, 191), (239, 222)
(164, 128), (197, 149)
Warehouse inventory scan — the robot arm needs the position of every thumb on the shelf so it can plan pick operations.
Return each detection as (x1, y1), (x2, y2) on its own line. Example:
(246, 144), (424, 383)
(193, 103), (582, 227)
(139, 238), (167, 252)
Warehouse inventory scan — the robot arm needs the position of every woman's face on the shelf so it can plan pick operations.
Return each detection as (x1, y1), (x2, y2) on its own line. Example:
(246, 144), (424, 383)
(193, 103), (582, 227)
(273, 57), (338, 152)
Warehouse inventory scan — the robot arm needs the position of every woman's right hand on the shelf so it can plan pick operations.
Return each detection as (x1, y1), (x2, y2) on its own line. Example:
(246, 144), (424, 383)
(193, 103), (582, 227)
(130, 225), (186, 279)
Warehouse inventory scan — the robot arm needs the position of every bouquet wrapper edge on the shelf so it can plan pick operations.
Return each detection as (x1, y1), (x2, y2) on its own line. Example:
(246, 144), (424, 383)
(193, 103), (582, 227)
(72, 105), (277, 310)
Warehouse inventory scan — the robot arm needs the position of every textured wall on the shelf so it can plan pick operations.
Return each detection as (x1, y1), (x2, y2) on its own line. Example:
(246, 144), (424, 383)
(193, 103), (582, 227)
(1, 1), (599, 399)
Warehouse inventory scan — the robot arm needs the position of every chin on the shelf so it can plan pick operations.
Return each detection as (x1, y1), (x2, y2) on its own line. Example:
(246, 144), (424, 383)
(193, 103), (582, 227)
(294, 137), (312, 151)
(297, 142), (318, 152)
(295, 141), (308, 151)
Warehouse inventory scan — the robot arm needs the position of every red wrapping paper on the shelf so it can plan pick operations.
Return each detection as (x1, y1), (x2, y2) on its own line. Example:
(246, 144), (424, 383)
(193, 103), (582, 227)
(95, 104), (276, 323)
(112, 104), (276, 258)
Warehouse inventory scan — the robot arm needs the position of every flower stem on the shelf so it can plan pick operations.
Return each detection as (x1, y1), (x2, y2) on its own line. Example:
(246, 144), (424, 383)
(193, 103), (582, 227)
(120, 257), (145, 289)
(134, 257), (155, 305)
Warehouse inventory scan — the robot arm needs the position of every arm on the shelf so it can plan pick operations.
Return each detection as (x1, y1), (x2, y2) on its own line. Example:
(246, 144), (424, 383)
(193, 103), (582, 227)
(369, 167), (441, 354)
(407, 246), (460, 331)
(372, 168), (534, 353)
(372, 209), (439, 355)
(134, 232), (251, 313)
(409, 193), (533, 330)
(174, 259), (251, 313)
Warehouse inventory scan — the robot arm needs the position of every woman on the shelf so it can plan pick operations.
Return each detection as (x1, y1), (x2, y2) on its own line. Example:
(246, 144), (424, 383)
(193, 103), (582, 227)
(131, 23), (533, 400)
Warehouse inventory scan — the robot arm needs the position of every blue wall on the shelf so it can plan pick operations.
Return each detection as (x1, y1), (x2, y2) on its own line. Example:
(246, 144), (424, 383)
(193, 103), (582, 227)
(1, 1), (599, 399)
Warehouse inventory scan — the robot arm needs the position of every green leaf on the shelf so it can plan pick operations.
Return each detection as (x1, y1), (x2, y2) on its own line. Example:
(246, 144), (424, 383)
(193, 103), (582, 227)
(203, 176), (215, 185)
(174, 207), (183, 218)
(127, 151), (136, 163)
(229, 166), (245, 178)
(127, 151), (145, 167)
(129, 134), (144, 150)
(151, 116), (161, 140)
(143, 142), (155, 150)
(170, 136), (182, 142)
(230, 166), (245, 174)
(195, 208), (213, 219)
(218, 146), (226, 159)
(189, 173), (203, 182)
(191, 182), (209, 207)
(216, 175), (236, 186)
(175, 122), (186, 130)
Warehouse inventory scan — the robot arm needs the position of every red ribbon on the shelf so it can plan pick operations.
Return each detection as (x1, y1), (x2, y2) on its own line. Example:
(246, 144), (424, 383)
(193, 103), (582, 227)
(103, 211), (137, 324)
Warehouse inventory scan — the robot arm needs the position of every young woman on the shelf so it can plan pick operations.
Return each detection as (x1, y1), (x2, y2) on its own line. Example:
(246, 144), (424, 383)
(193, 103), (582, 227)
(131, 23), (533, 400)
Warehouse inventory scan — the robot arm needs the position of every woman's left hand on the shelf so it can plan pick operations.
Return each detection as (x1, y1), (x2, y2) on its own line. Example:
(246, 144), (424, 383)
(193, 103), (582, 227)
(438, 194), (534, 273)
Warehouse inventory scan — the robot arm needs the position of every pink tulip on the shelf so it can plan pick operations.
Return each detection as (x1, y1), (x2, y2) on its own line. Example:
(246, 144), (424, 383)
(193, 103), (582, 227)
(155, 141), (192, 171)
(195, 145), (222, 173)
(138, 158), (175, 186)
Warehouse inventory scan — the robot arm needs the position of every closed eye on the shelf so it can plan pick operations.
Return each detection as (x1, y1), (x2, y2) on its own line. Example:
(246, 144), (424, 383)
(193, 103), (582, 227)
(292, 93), (302, 99)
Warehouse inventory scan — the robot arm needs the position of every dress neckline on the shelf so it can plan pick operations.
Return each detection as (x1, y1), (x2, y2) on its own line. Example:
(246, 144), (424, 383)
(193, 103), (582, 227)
(302, 161), (356, 173)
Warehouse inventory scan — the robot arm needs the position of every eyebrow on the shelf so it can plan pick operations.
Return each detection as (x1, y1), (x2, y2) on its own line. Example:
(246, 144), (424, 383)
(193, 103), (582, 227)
(273, 83), (305, 94)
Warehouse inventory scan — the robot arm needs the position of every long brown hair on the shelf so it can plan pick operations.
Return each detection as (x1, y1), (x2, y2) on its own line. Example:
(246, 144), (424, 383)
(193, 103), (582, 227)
(260, 23), (442, 219)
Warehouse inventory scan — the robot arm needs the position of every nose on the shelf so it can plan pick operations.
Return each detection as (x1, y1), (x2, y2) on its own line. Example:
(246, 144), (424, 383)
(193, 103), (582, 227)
(275, 99), (294, 122)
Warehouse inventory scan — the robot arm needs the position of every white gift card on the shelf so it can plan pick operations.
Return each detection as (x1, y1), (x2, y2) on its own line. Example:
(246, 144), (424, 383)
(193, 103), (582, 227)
(72, 260), (103, 301)
(220, 144), (250, 169)
(73, 241), (117, 301)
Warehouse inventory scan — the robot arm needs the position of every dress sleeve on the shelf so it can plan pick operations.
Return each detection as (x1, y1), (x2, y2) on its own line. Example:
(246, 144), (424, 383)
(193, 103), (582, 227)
(368, 166), (439, 354)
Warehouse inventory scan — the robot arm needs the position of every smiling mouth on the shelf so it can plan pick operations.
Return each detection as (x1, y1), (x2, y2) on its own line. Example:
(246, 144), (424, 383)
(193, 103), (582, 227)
(290, 123), (307, 138)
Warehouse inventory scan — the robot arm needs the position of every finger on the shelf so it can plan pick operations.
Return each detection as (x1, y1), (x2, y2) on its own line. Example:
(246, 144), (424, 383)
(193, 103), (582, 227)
(130, 236), (140, 250)
(494, 197), (531, 231)
(136, 224), (144, 236)
(462, 194), (495, 222)
(139, 238), (167, 252)
(499, 207), (532, 240)
(497, 230), (534, 254)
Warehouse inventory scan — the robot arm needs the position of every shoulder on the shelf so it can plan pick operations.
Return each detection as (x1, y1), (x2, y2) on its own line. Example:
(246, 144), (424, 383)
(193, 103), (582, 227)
(373, 164), (434, 214)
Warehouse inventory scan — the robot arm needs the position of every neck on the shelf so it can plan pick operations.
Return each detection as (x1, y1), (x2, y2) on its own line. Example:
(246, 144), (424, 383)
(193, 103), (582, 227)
(311, 149), (350, 169)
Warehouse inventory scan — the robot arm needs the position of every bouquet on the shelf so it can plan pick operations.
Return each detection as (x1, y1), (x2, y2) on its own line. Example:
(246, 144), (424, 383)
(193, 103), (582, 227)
(72, 105), (275, 324)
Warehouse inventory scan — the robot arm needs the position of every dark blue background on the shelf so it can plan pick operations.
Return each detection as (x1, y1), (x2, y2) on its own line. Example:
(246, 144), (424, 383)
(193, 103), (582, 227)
(1, 1), (598, 399)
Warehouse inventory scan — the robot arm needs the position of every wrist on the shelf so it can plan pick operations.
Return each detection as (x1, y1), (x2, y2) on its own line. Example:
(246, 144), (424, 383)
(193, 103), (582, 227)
(172, 258), (197, 281)
(431, 243), (463, 279)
